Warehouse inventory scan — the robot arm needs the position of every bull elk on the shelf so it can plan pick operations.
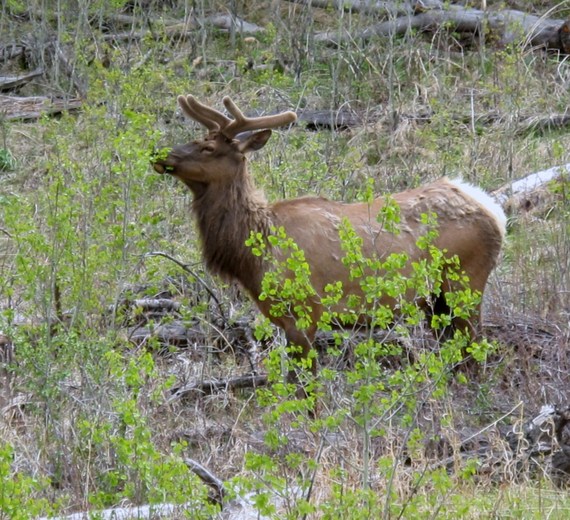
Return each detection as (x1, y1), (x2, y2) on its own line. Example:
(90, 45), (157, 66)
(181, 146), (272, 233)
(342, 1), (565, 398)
(153, 95), (506, 387)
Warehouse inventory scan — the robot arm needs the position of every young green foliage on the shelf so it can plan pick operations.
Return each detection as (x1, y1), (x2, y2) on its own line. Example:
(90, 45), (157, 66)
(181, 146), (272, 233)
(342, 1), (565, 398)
(244, 197), (494, 517)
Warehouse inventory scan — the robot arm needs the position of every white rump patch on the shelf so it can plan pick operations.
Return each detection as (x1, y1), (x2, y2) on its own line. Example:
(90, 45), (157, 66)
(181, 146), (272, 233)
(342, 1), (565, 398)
(449, 178), (507, 235)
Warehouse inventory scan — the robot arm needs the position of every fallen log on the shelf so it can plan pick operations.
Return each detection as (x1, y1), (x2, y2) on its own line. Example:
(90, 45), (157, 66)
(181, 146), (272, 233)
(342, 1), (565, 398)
(127, 321), (200, 348)
(167, 374), (269, 403)
(0, 43), (25, 62)
(298, 105), (570, 134)
(493, 163), (569, 215)
(0, 69), (43, 92)
(0, 94), (82, 121)
(112, 298), (182, 319)
(315, 0), (570, 54)
(284, 0), (414, 16)
(298, 107), (368, 130)
(102, 13), (264, 43)
(38, 477), (288, 520)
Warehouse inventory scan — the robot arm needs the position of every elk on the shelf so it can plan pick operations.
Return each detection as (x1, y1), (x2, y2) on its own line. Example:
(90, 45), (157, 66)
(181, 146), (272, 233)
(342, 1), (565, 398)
(153, 95), (506, 385)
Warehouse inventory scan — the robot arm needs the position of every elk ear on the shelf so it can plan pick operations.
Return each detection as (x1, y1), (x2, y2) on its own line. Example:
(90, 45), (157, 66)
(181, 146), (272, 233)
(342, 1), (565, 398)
(237, 129), (272, 153)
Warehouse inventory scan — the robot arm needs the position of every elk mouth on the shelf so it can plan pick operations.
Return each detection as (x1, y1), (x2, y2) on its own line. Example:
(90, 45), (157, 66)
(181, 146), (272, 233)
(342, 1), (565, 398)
(152, 159), (176, 175)
(153, 162), (167, 174)
(151, 148), (176, 175)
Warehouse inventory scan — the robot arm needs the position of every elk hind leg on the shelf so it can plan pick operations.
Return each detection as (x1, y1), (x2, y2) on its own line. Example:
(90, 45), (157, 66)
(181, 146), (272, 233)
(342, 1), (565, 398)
(429, 292), (478, 341)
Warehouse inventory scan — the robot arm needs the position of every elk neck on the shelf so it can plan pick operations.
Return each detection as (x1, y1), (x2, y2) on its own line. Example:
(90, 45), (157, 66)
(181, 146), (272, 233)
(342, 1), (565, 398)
(191, 166), (273, 297)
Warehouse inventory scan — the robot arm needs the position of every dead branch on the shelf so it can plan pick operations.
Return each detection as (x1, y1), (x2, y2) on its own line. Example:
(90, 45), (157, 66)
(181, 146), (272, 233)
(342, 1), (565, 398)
(55, 45), (88, 97)
(0, 94), (82, 121)
(143, 251), (227, 325)
(184, 458), (225, 503)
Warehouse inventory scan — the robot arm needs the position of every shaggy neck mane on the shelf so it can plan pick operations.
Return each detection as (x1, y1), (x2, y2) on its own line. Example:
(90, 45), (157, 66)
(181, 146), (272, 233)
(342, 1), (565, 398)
(191, 167), (272, 297)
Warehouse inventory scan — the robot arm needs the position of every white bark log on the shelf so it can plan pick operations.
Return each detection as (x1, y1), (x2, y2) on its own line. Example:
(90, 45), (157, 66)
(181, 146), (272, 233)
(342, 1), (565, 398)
(493, 163), (570, 206)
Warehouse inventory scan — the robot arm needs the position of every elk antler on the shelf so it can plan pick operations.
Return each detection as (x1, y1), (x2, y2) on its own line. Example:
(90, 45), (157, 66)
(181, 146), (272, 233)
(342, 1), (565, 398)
(178, 95), (231, 132)
(221, 96), (297, 139)
(177, 95), (297, 138)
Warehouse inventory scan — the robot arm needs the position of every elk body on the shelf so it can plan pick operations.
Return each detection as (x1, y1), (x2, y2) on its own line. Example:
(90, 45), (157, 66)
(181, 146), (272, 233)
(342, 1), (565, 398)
(153, 95), (506, 379)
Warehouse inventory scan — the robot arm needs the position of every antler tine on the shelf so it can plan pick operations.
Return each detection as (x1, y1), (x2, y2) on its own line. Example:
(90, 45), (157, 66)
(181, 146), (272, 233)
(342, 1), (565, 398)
(222, 96), (297, 139)
(177, 95), (232, 133)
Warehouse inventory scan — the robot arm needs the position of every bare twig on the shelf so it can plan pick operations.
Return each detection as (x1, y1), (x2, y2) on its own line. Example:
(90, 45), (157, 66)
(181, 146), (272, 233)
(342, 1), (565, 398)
(0, 228), (13, 239)
(143, 251), (227, 325)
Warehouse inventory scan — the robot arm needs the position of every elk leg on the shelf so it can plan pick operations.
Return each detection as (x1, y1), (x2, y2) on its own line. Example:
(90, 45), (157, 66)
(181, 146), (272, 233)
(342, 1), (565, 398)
(284, 326), (316, 399)
(427, 292), (478, 341)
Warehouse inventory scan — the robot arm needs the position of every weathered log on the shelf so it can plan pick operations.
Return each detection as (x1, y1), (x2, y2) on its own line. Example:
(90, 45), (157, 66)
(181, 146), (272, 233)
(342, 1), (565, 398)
(0, 43), (25, 62)
(102, 13), (264, 42)
(207, 14), (265, 34)
(298, 108), (367, 130)
(506, 404), (570, 487)
(128, 321), (199, 348)
(0, 69), (43, 92)
(38, 503), (197, 520)
(0, 94), (82, 121)
(114, 298), (181, 315)
(315, 1), (570, 54)
(284, 0), (414, 16)
(167, 374), (269, 403)
(38, 475), (286, 519)
(415, 109), (570, 136)
(493, 163), (569, 214)
(299, 104), (570, 134)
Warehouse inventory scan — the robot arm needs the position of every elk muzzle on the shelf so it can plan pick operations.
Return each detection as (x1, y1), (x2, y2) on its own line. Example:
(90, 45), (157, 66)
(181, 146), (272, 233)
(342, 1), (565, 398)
(150, 148), (175, 175)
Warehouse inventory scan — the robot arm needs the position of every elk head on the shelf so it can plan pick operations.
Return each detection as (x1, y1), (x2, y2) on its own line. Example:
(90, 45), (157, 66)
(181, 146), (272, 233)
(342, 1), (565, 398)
(153, 95), (297, 194)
